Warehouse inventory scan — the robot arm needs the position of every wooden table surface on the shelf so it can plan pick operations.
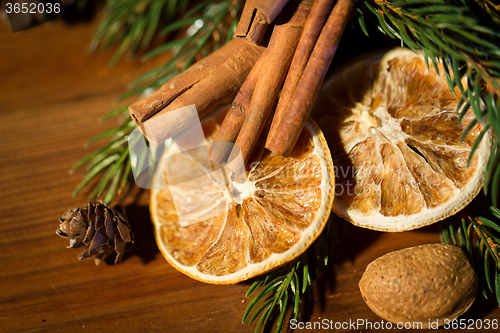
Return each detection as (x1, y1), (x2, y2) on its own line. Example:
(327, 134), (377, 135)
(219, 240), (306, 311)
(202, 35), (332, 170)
(1, 13), (499, 333)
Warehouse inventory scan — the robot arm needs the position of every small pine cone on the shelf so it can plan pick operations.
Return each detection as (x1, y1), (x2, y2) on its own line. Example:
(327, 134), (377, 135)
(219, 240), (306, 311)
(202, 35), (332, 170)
(56, 201), (133, 265)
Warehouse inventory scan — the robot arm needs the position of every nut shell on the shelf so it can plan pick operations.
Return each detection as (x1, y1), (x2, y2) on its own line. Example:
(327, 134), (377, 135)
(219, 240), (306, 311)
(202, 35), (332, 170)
(359, 244), (477, 328)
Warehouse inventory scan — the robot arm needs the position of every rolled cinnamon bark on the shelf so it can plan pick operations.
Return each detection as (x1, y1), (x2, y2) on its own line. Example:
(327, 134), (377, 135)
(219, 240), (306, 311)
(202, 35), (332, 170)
(266, 0), (355, 157)
(129, 38), (264, 146)
(235, 0), (256, 37)
(254, 0), (291, 23)
(211, 49), (266, 165)
(214, 49), (266, 145)
(129, 46), (225, 124)
(235, 0), (311, 163)
(266, 0), (336, 147)
(235, 0), (268, 44)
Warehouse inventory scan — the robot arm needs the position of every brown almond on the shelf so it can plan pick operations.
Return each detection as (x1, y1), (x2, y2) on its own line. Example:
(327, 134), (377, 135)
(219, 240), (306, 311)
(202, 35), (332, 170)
(359, 244), (477, 328)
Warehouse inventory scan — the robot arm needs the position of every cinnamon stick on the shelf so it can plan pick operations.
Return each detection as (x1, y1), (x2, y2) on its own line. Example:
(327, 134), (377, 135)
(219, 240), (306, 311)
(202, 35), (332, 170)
(213, 50), (266, 145)
(235, 0), (268, 45)
(129, 38), (264, 146)
(235, 0), (256, 37)
(211, 50), (266, 165)
(266, 0), (355, 157)
(266, 0), (336, 147)
(130, 43), (227, 123)
(254, 0), (291, 23)
(235, 0), (311, 163)
(246, 11), (268, 45)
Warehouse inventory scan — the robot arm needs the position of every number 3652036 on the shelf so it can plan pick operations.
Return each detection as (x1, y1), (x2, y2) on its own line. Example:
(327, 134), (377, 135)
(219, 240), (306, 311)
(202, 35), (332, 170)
(5, 2), (61, 14)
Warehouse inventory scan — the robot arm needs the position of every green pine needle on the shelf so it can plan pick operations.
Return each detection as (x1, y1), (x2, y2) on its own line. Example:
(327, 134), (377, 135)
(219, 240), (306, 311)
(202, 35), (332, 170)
(88, 0), (190, 66)
(242, 218), (340, 333)
(440, 198), (500, 306)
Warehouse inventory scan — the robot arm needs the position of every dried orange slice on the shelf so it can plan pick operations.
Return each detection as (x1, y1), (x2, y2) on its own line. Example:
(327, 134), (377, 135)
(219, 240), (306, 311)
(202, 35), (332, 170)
(150, 109), (334, 284)
(313, 48), (492, 232)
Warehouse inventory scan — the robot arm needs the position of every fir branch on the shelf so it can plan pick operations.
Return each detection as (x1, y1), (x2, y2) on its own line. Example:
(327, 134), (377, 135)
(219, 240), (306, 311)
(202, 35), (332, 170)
(71, 0), (240, 203)
(440, 197), (500, 305)
(88, 0), (189, 66)
(120, 0), (240, 100)
(358, 0), (500, 206)
(243, 218), (340, 333)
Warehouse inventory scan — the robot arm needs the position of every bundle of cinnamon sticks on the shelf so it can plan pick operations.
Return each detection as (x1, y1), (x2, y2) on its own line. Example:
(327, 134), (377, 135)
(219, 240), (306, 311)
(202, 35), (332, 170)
(130, 0), (354, 163)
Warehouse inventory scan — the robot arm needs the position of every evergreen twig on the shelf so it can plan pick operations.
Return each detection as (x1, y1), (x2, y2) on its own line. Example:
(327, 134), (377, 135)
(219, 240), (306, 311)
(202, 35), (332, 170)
(88, 0), (189, 66)
(242, 218), (340, 333)
(440, 198), (500, 304)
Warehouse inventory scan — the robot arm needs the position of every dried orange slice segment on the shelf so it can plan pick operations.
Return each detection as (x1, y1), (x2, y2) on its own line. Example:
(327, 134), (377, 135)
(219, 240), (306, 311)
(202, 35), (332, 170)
(313, 48), (492, 232)
(150, 109), (334, 284)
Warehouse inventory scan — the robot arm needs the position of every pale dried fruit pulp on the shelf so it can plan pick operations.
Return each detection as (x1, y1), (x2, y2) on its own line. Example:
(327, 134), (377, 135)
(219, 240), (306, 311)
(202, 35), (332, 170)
(313, 48), (493, 231)
(150, 108), (334, 284)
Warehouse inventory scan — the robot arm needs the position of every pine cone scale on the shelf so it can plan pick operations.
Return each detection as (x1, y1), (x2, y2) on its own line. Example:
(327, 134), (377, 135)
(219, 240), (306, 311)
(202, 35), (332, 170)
(104, 208), (116, 239)
(115, 214), (132, 243)
(88, 227), (109, 256)
(71, 208), (88, 247)
(114, 235), (127, 263)
(56, 201), (133, 265)
(82, 219), (95, 247)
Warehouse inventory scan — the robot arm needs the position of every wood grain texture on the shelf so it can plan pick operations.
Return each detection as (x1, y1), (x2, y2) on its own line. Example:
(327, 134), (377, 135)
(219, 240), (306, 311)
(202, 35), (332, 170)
(0, 15), (498, 333)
